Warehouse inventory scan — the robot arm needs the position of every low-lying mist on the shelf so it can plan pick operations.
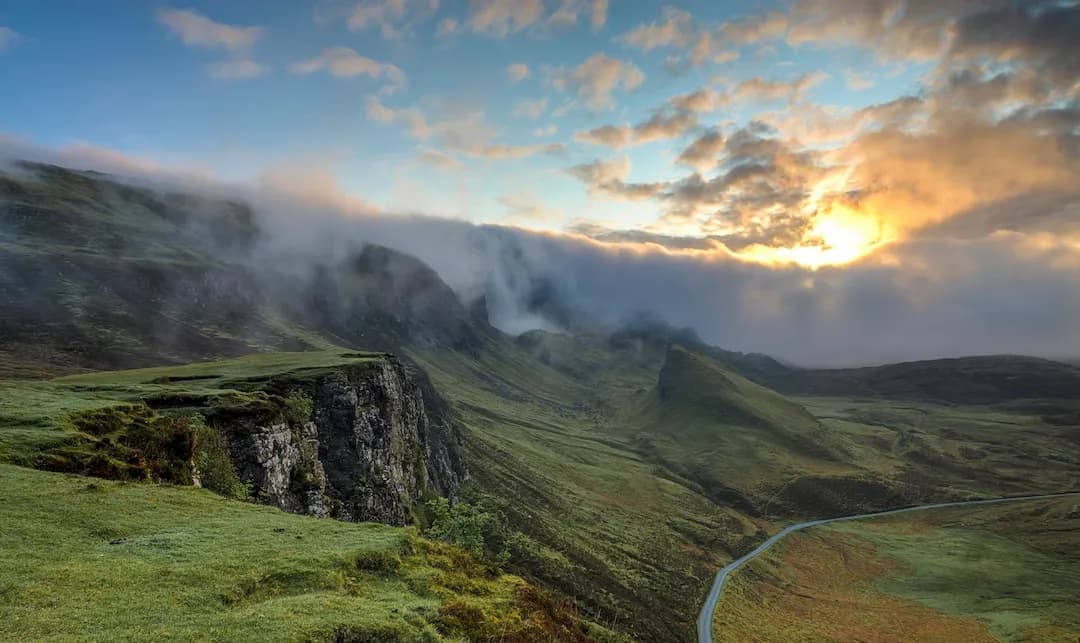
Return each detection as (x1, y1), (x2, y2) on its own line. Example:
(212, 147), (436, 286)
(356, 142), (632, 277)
(3, 138), (1079, 367)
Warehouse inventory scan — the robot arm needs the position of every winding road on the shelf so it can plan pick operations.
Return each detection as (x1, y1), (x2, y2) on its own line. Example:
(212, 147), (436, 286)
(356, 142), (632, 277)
(697, 491), (1080, 643)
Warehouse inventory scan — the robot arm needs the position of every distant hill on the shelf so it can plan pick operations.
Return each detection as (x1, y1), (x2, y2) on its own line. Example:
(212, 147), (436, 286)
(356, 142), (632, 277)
(0, 163), (491, 376)
(4, 160), (1080, 643)
(726, 354), (1080, 405)
(596, 315), (1080, 406)
(629, 346), (890, 515)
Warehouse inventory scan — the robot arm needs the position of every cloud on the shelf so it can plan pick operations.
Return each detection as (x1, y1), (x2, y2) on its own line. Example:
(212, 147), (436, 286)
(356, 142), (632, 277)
(290, 47), (406, 88)
(13, 1), (1080, 366)
(590, 0), (608, 31)
(778, 0), (1080, 80)
(208, 58), (266, 80)
(230, 168), (1080, 365)
(713, 50), (740, 64)
(540, 0), (610, 32)
(784, 0), (946, 61)
(574, 109), (697, 148)
(947, 2), (1080, 87)
(619, 7), (783, 66)
(836, 110), (1080, 237)
(574, 56), (1077, 267)
(716, 10), (788, 46)
(498, 193), (565, 226)
(676, 129), (726, 172)
(417, 149), (462, 170)
(633, 110), (698, 144)
(618, 6), (695, 53)
(467, 0), (544, 37)
(436, 17), (461, 36)
(568, 156), (666, 200)
(157, 8), (264, 50)
(0, 133), (216, 185)
(0, 26), (18, 53)
(365, 96), (431, 138)
(669, 88), (723, 113)
(556, 53), (645, 110)
(574, 124), (631, 147)
(471, 142), (565, 159)
(346, 0), (439, 39)
(512, 97), (548, 120)
(844, 69), (873, 91)
(728, 73), (827, 104)
(659, 123), (826, 245)
(507, 63), (530, 84)
(565, 1), (1080, 274)
(4, 135), (1079, 366)
(366, 97), (564, 159)
(667, 73), (825, 115)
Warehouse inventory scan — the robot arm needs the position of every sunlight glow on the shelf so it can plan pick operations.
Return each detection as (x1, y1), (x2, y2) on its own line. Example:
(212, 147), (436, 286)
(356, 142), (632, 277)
(733, 173), (891, 269)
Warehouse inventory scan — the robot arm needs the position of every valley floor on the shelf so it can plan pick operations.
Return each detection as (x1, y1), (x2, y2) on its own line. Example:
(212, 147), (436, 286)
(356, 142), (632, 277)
(712, 496), (1080, 642)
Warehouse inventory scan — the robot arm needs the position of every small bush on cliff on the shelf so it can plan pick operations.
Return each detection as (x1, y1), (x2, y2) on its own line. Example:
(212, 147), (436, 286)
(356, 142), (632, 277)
(192, 416), (251, 501)
(43, 405), (196, 484)
(282, 390), (313, 426)
(424, 498), (490, 556)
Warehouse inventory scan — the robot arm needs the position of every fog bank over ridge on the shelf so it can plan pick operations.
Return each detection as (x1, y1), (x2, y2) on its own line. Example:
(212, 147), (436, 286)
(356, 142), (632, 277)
(2, 137), (1079, 368)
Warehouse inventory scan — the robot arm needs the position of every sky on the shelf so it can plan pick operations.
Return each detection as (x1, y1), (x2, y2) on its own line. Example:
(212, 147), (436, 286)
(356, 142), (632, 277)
(0, 1), (1078, 364)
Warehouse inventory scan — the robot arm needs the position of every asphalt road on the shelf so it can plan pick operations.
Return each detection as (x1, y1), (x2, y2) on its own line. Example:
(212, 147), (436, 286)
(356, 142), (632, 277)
(697, 491), (1080, 643)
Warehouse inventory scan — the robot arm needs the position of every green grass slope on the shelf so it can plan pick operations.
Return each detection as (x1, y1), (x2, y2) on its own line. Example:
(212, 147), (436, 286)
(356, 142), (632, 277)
(6, 161), (1080, 642)
(414, 336), (1080, 641)
(714, 496), (1080, 642)
(412, 338), (766, 643)
(797, 396), (1080, 507)
(0, 464), (591, 642)
(0, 350), (381, 470)
(631, 346), (876, 516)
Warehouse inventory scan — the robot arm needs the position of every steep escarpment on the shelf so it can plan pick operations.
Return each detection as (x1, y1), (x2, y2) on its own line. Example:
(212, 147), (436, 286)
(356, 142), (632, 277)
(219, 356), (467, 525)
(15, 351), (466, 527)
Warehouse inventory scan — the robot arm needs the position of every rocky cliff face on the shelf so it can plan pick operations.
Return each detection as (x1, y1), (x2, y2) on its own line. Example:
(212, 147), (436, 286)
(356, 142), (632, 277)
(212, 356), (466, 526)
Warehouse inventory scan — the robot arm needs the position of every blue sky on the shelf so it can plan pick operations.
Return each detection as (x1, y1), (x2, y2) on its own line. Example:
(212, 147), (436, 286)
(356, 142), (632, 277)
(0, 1), (1078, 362)
(0, 1), (1073, 271)
(0, 2), (926, 233)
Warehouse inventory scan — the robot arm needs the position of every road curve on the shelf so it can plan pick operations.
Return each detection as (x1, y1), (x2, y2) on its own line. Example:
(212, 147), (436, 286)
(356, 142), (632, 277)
(697, 491), (1080, 643)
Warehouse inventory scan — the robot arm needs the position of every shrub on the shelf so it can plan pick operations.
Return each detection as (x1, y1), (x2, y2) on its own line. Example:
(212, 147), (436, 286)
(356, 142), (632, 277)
(192, 416), (251, 501)
(282, 390), (313, 425)
(351, 548), (402, 576)
(424, 498), (490, 556)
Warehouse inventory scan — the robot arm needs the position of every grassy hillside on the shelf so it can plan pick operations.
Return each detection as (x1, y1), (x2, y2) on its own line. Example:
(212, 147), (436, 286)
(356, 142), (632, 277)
(5, 162), (1080, 642)
(0, 464), (593, 642)
(630, 346), (859, 515)
(414, 338), (1080, 641)
(799, 396), (1080, 501)
(412, 338), (766, 642)
(721, 353), (1080, 405)
(713, 496), (1080, 642)
(0, 163), (489, 377)
(0, 350), (382, 470)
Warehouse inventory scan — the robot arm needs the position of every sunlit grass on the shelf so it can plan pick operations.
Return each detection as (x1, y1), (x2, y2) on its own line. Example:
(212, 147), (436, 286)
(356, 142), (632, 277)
(0, 464), (555, 642)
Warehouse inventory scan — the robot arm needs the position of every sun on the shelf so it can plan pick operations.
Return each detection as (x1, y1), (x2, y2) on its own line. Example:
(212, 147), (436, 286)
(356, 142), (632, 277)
(736, 204), (888, 269)
(806, 204), (885, 265)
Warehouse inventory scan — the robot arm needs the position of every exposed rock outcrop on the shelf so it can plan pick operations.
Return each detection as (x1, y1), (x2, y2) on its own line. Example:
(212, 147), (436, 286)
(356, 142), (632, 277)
(211, 356), (466, 526)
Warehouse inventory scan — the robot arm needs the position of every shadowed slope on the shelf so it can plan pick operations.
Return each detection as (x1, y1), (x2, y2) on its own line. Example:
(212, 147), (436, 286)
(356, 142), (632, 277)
(632, 346), (895, 516)
(0, 163), (491, 376)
